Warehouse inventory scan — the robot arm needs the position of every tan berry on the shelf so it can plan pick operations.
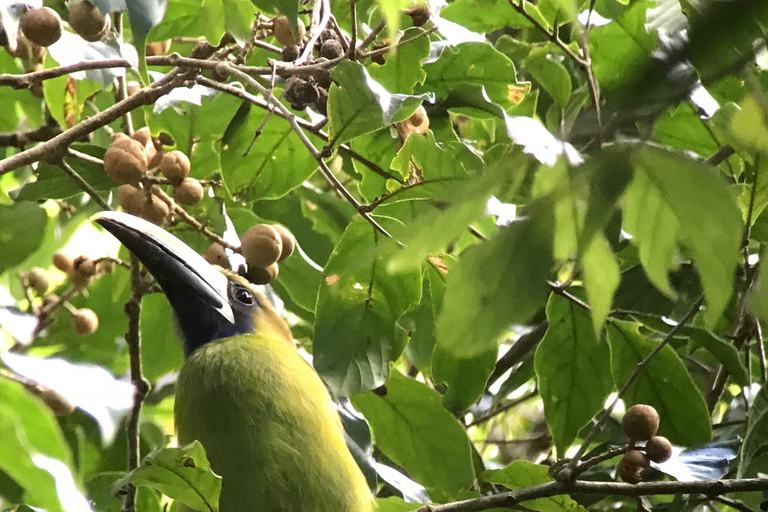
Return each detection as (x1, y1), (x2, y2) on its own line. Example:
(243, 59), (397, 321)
(246, 262), (279, 285)
(405, 4), (431, 26)
(41, 294), (59, 310)
(71, 308), (98, 335)
(240, 224), (283, 269)
(617, 455), (642, 484)
(158, 150), (190, 183)
(72, 255), (97, 281)
(52, 251), (73, 273)
(204, 243), (229, 268)
(139, 194), (170, 225)
(173, 178), (204, 206)
(319, 39), (344, 60)
(69, 0), (110, 42)
(273, 16), (305, 47)
(20, 7), (63, 47)
(145, 39), (171, 56)
(103, 136), (148, 183)
(645, 436), (673, 463)
(622, 404), (660, 441)
(395, 105), (429, 138)
(131, 126), (152, 147)
(116, 184), (143, 214)
(272, 225), (296, 262)
(27, 267), (49, 295)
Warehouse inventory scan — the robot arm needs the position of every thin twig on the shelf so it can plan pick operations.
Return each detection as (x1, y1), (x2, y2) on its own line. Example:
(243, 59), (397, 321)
(467, 389), (538, 427)
(507, 0), (586, 67)
(298, 0), (331, 65)
(756, 319), (767, 383)
(57, 160), (111, 210)
(349, 1), (358, 60)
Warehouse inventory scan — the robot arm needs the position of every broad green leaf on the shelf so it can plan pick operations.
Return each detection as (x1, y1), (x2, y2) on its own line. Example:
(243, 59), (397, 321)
(682, 327), (748, 387)
(402, 264), (446, 376)
(739, 384), (768, 477)
(0, 201), (47, 274)
(375, 0), (412, 45)
(606, 320), (711, 446)
(124, 0), (168, 39)
(0, 379), (76, 512)
(436, 202), (553, 359)
(120, 442), (222, 512)
(140, 294), (184, 382)
(483, 461), (588, 512)
(535, 294), (613, 455)
(730, 95), (768, 154)
(314, 219), (421, 397)
(220, 101), (318, 200)
(223, 0), (255, 44)
(149, 0), (209, 41)
(440, 0), (550, 33)
(631, 146), (741, 323)
(328, 60), (431, 146)
(87, 473), (162, 512)
(376, 496), (423, 512)
(538, 0), (579, 25)
(581, 233), (619, 333)
(523, 51), (572, 108)
(352, 371), (475, 500)
(368, 27), (431, 94)
(433, 344), (496, 413)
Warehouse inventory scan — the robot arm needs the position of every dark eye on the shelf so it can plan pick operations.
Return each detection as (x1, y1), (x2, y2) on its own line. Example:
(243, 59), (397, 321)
(233, 285), (254, 306)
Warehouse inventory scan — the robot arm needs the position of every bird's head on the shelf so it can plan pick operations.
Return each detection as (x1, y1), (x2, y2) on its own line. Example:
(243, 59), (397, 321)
(92, 211), (292, 356)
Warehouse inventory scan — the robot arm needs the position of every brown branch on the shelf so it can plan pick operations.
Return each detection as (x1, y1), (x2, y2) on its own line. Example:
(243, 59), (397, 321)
(507, 0), (586, 67)
(466, 389), (538, 427)
(57, 160), (111, 210)
(0, 123), (62, 148)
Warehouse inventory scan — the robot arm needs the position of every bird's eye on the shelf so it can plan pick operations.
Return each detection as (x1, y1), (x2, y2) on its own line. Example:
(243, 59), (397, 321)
(233, 286), (255, 306)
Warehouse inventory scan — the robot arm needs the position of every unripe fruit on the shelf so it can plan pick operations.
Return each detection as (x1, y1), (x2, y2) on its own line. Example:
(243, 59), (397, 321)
(69, 0), (110, 42)
(72, 308), (98, 335)
(20, 7), (62, 47)
(645, 436), (673, 463)
(139, 194), (170, 225)
(52, 251), (73, 273)
(282, 45), (300, 61)
(246, 262), (279, 285)
(320, 39), (343, 60)
(146, 39), (171, 56)
(104, 136), (148, 183)
(117, 184), (143, 214)
(272, 225), (296, 261)
(204, 243), (229, 268)
(173, 178), (204, 206)
(72, 255), (96, 280)
(27, 267), (49, 295)
(158, 150), (191, 183)
(273, 16), (305, 47)
(240, 224), (283, 269)
(622, 404), (660, 441)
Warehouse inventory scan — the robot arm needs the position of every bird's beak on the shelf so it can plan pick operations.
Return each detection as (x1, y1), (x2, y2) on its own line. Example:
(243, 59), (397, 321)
(92, 211), (235, 333)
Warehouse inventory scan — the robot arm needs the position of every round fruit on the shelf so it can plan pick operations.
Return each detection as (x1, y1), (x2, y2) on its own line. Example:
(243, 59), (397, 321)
(69, 0), (110, 42)
(240, 224), (283, 269)
(272, 225), (296, 262)
(617, 456), (641, 484)
(173, 178), (204, 206)
(396, 105), (429, 138)
(645, 436), (673, 463)
(158, 150), (191, 183)
(104, 136), (148, 183)
(116, 184), (143, 214)
(27, 267), (48, 295)
(72, 255), (96, 279)
(406, 5), (431, 26)
(285, 78), (318, 110)
(311, 58), (332, 89)
(622, 404), (660, 441)
(139, 194), (170, 225)
(146, 40), (171, 56)
(282, 45), (300, 61)
(52, 251), (73, 273)
(41, 294), (58, 310)
(246, 262), (279, 285)
(273, 16), (305, 47)
(314, 87), (328, 115)
(320, 39), (344, 60)
(318, 29), (338, 46)
(20, 7), (62, 47)
(204, 243), (229, 268)
(72, 308), (98, 335)
(131, 126), (152, 147)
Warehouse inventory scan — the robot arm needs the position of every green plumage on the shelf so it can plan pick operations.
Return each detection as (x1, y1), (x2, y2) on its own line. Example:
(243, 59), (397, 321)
(175, 315), (372, 512)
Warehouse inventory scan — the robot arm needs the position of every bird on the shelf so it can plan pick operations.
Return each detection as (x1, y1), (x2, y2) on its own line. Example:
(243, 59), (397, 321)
(93, 211), (373, 512)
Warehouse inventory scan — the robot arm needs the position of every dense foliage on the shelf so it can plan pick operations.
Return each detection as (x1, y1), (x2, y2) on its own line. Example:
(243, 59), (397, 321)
(1, 0), (768, 511)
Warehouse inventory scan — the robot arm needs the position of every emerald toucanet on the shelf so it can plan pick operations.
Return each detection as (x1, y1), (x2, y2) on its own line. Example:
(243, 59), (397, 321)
(93, 211), (373, 512)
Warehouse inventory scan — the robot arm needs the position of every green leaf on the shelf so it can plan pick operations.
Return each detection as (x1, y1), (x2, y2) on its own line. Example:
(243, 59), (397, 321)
(328, 61), (431, 146)
(140, 294), (184, 382)
(314, 219), (421, 397)
(0, 201), (47, 274)
(352, 371), (475, 500)
(220, 101), (318, 200)
(436, 201), (553, 359)
(534, 294), (613, 456)
(606, 320), (711, 446)
(223, 0), (255, 44)
(0, 379), (76, 512)
(483, 460), (588, 512)
(739, 384), (768, 477)
(440, 0), (550, 33)
(121, 442), (222, 512)
(682, 327), (748, 387)
(375, 0), (412, 48)
(581, 233), (619, 333)
(376, 496), (423, 511)
(368, 27), (431, 94)
(630, 146), (742, 323)
(433, 344), (496, 414)
(523, 51), (572, 108)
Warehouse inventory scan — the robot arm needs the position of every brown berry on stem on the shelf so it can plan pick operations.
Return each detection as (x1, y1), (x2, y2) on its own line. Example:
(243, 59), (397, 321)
(104, 136), (148, 183)
(645, 436), (673, 463)
(319, 39), (343, 60)
(273, 16), (305, 47)
(272, 225), (296, 262)
(622, 404), (660, 441)
(173, 178), (204, 206)
(139, 193), (170, 225)
(146, 40), (171, 56)
(52, 252), (73, 273)
(617, 454), (644, 484)
(20, 7), (62, 47)
(159, 150), (191, 183)
(240, 224), (283, 269)
(27, 267), (49, 295)
(72, 255), (96, 280)
(41, 294), (58, 310)
(117, 184), (143, 214)
(405, 4), (431, 26)
(246, 262), (279, 285)
(69, 0), (110, 42)
(204, 243), (229, 268)
(72, 308), (98, 335)
(282, 45), (300, 61)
